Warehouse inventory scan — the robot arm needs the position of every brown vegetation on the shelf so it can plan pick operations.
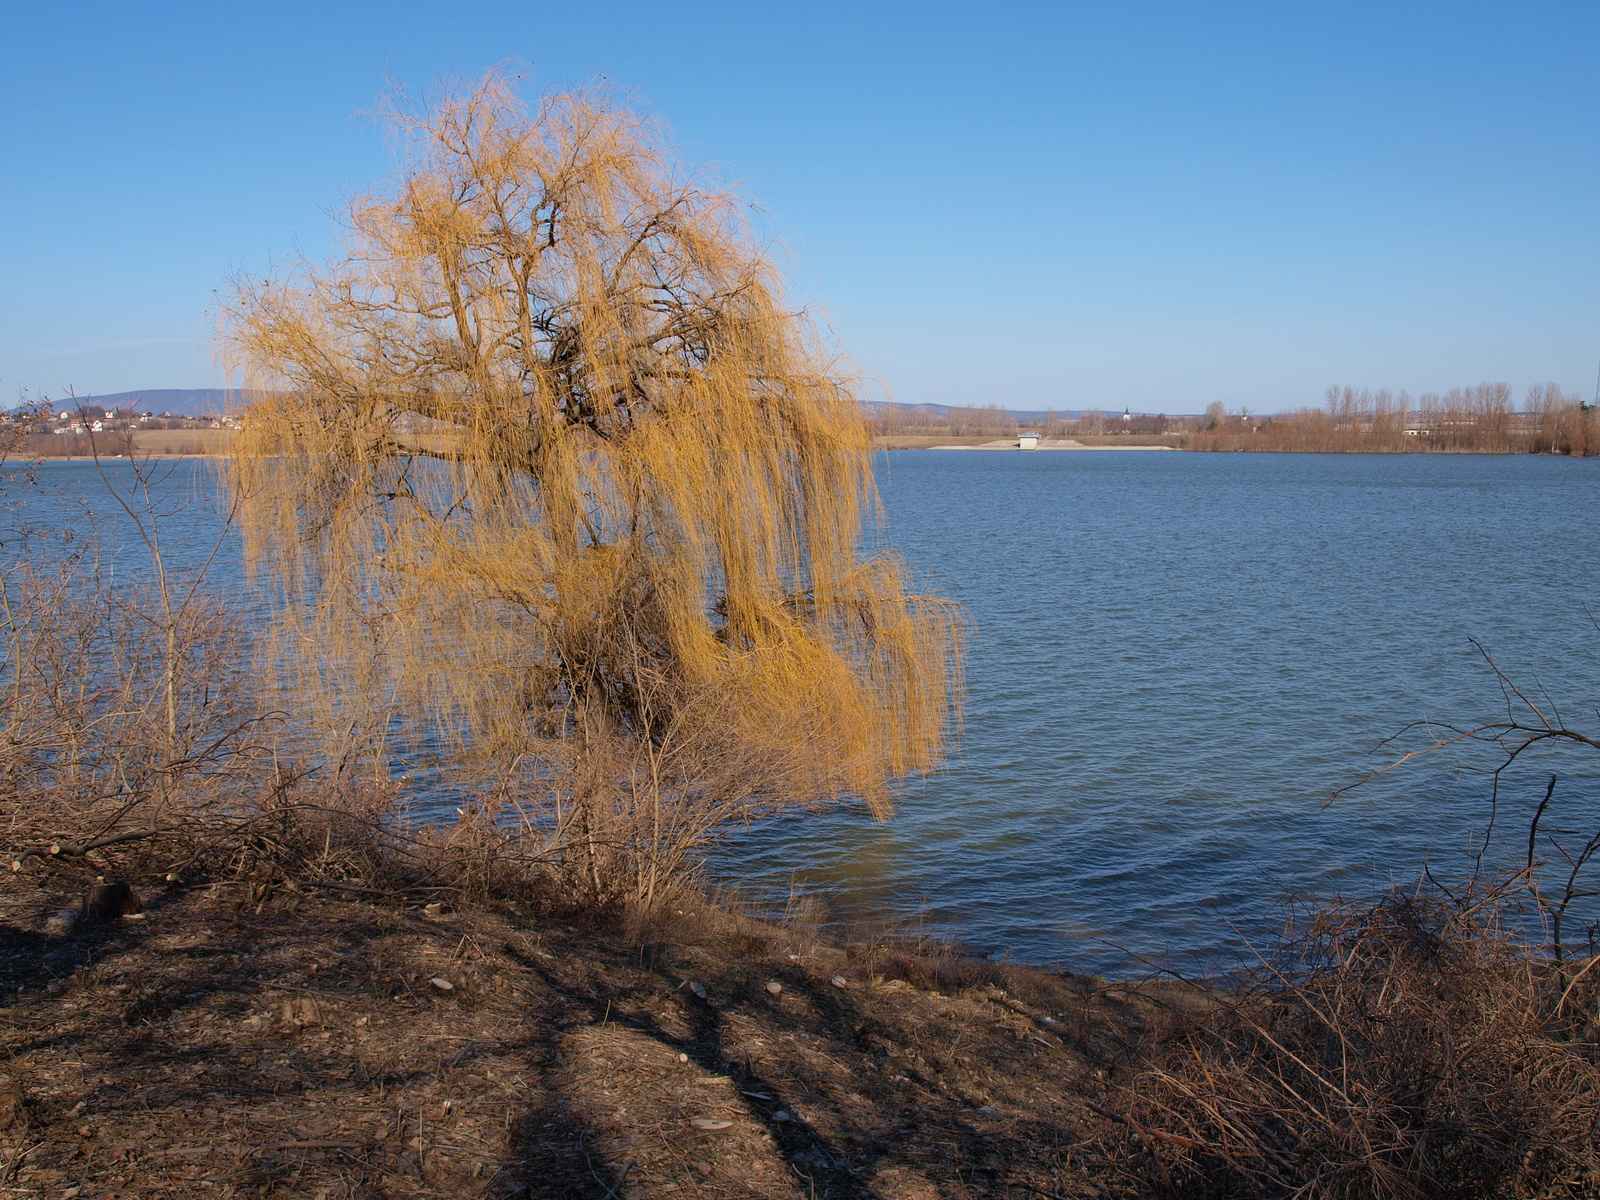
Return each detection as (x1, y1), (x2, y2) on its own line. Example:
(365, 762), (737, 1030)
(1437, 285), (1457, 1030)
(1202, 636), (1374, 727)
(4, 861), (1599, 1198)
(20, 431), (238, 459)
(5, 538), (1600, 1196)
(1, 551), (265, 884)
(1092, 884), (1600, 1199)
(869, 434), (1184, 450)
(866, 383), (1599, 456)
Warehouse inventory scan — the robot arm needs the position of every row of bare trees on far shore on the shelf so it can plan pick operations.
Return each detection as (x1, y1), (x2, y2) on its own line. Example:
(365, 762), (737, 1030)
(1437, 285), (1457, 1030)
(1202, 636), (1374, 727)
(1193, 382), (1598, 454)
(868, 383), (1598, 454)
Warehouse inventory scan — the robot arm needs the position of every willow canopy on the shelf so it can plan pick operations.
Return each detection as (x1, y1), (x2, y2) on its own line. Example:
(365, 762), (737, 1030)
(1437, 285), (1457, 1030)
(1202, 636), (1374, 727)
(221, 74), (962, 901)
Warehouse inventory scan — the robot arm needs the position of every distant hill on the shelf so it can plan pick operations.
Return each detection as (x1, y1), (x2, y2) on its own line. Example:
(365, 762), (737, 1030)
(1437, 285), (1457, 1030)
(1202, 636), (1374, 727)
(44, 388), (245, 416)
(26, 392), (1186, 421)
(867, 401), (1180, 422)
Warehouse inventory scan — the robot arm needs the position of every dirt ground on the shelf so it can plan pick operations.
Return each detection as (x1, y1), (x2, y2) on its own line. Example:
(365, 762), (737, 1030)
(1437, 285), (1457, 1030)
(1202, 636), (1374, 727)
(0, 882), (1156, 1199)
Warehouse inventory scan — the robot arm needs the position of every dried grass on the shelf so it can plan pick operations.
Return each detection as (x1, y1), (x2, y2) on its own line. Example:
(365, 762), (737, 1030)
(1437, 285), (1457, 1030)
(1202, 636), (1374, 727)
(1092, 884), (1600, 1199)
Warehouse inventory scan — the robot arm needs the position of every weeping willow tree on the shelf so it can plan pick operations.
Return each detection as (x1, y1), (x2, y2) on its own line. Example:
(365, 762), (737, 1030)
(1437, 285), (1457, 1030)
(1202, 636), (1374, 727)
(220, 73), (962, 904)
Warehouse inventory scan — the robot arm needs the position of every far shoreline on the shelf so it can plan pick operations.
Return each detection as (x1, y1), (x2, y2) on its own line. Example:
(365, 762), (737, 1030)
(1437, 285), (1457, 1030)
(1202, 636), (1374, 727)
(873, 434), (1181, 451)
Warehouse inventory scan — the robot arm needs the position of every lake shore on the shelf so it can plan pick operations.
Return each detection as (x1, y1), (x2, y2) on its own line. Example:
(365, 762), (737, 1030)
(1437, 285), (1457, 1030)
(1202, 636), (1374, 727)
(872, 434), (1183, 451)
(4, 879), (1587, 1198)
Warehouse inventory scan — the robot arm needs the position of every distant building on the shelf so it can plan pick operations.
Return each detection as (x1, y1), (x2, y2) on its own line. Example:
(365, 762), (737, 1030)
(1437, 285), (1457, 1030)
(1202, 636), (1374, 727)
(1018, 432), (1040, 449)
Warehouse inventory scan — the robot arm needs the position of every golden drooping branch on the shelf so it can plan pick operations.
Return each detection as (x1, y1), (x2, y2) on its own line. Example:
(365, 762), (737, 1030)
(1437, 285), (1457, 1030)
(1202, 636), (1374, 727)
(220, 72), (963, 899)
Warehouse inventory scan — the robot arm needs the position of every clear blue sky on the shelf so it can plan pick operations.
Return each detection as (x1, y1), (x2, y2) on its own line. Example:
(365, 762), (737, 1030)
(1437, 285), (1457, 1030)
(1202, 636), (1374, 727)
(3, 1), (1597, 413)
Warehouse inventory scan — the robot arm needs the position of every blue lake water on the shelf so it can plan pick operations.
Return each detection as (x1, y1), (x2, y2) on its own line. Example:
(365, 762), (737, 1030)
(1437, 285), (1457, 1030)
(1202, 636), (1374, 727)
(11, 452), (1600, 972)
(716, 450), (1600, 971)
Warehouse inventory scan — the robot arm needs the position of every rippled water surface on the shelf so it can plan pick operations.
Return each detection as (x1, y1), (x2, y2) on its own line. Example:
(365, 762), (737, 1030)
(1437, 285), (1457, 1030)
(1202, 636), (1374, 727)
(715, 450), (1600, 970)
(14, 453), (1600, 971)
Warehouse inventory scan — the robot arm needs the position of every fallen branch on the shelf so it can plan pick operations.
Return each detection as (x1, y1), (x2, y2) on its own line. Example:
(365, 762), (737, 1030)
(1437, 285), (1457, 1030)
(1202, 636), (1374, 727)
(1082, 1099), (1220, 1153)
(11, 828), (165, 871)
(301, 879), (462, 897)
(255, 1141), (371, 1152)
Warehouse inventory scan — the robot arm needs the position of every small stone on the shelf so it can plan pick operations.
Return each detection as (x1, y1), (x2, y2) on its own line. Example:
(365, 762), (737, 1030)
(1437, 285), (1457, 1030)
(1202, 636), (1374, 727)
(677, 1052), (689, 1063)
(282, 997), (320, 1027)
(977, 1105), (999, 1118)
(830, 975), (848, 989)
(764, 981), (783, 996)
(689, 1118), (733, 1131)
(424, 902), (444, 914)
(771, 1110), (792, 1122)
(430, 977), (455, 991)
(688, 981), (707, 1000)
(43, 910), (79, 938)
(0, 1075), (24, 1130)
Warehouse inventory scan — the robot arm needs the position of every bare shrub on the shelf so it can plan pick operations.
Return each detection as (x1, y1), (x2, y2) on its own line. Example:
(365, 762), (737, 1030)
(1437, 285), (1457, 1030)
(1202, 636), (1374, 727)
(0, 448), (428, 897)
(0, 556), (267, 876)
(0, 540), (512, 900)
(1094, 884), (1600, 1199)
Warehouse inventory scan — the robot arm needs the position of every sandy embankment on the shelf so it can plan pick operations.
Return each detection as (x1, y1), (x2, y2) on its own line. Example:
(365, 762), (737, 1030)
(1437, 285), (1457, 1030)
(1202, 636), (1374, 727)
(31, 429), (239, 462)
(872, 434), (1182, 451)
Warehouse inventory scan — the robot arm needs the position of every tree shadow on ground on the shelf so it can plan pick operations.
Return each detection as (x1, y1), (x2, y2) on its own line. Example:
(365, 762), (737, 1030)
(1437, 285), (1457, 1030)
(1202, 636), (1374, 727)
(494, 924), (1097, 1199)
(501, 935), (875, 1199)
(0, 891), (1103, 1198)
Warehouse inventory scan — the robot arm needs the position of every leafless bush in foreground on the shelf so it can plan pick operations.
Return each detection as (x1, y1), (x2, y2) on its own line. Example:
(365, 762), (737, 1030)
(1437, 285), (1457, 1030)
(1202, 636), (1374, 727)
(1094, 882), (1600, 1199)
